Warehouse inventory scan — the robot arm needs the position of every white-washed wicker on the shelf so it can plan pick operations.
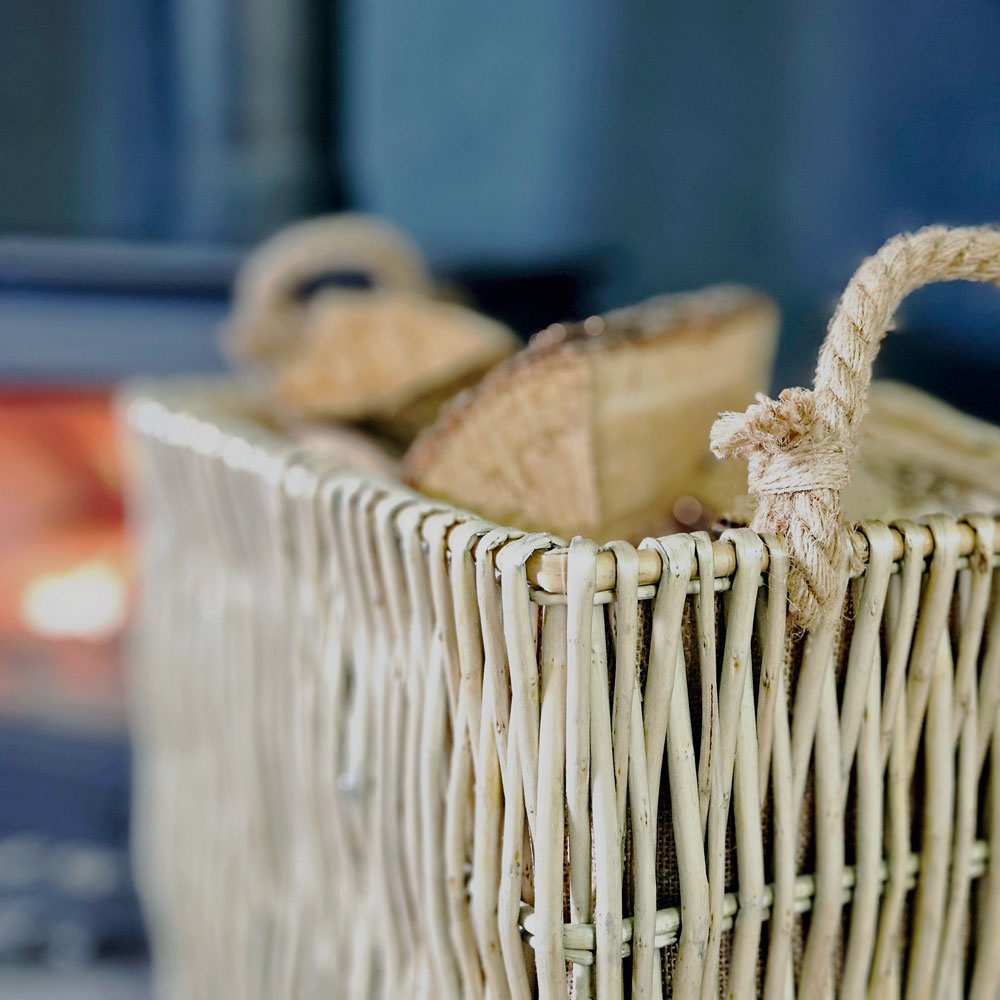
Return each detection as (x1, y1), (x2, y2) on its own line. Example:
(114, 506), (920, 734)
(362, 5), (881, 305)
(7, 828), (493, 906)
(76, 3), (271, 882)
(123, 228), (1000, 1000)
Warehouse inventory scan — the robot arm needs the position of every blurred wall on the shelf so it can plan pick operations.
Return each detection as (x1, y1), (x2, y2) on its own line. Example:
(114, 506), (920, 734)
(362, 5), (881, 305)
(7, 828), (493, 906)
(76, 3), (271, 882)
(2, 0), (999, 387)
(343, 0), (1000, 382)
(0, 0), (337, 243)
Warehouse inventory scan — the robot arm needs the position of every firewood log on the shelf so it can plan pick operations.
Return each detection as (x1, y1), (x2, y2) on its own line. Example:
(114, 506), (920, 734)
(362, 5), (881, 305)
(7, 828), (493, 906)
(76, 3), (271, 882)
(222, 214), (519, 443)
(404, 286), (779, 542)
(285, 420), (404, 480)
(849, 380), (1000, 519)
(273, 289), (520, 443)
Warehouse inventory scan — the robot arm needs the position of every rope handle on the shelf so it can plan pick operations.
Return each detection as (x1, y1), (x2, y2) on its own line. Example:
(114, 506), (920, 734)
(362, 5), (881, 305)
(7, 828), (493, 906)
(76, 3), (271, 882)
(235, 212), (432, 310)
(226, 213), (433, 362)
(711, 225), (1000, 629)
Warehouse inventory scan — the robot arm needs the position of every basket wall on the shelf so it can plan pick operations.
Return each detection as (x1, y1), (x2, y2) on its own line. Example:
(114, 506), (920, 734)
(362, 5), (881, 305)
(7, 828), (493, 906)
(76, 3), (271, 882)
(122, 382), (1000, 1000)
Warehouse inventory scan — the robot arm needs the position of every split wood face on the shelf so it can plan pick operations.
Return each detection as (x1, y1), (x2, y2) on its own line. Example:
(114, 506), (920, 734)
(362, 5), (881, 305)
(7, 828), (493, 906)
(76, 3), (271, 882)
(405, 285), (780, 543)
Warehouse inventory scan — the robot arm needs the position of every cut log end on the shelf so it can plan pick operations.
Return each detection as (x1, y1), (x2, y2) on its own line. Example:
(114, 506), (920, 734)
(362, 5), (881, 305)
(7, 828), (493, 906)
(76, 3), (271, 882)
(405, 286), (779, 543)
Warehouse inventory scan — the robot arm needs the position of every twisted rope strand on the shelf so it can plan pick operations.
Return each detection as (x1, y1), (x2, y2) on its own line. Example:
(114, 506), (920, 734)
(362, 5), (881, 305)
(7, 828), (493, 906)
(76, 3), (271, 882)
(712, 225), (1000, 629)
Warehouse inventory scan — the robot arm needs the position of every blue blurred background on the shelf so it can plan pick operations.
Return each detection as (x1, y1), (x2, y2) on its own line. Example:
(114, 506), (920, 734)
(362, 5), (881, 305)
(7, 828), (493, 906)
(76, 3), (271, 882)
(0, 1), (998, 995)
(4, 0), (1000, 389)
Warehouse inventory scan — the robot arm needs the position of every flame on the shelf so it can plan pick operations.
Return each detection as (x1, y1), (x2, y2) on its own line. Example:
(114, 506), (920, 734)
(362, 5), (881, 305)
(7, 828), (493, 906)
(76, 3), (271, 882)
(19, 559), (126, 641)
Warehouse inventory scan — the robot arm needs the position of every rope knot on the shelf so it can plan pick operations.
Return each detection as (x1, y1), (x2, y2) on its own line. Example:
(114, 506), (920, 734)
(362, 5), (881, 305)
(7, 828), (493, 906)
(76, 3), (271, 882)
(711, 387), (854, 629)
(711, 387), (816, 460)
(710, 388), (850, 498)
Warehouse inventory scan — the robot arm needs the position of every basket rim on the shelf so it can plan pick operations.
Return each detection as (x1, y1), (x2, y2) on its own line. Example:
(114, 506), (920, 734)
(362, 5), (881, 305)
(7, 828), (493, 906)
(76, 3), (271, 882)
(120, 376), (1000, 597)
(528, 519), (1000, 594)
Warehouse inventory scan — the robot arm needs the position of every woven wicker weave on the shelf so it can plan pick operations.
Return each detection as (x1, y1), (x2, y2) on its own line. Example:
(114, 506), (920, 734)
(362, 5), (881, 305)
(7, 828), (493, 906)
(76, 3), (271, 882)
(123, 227), (1000, 1000)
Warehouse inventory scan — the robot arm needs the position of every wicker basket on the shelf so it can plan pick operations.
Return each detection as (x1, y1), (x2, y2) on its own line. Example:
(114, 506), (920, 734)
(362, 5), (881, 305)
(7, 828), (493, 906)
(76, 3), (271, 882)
(123, 227), (1000, 999)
